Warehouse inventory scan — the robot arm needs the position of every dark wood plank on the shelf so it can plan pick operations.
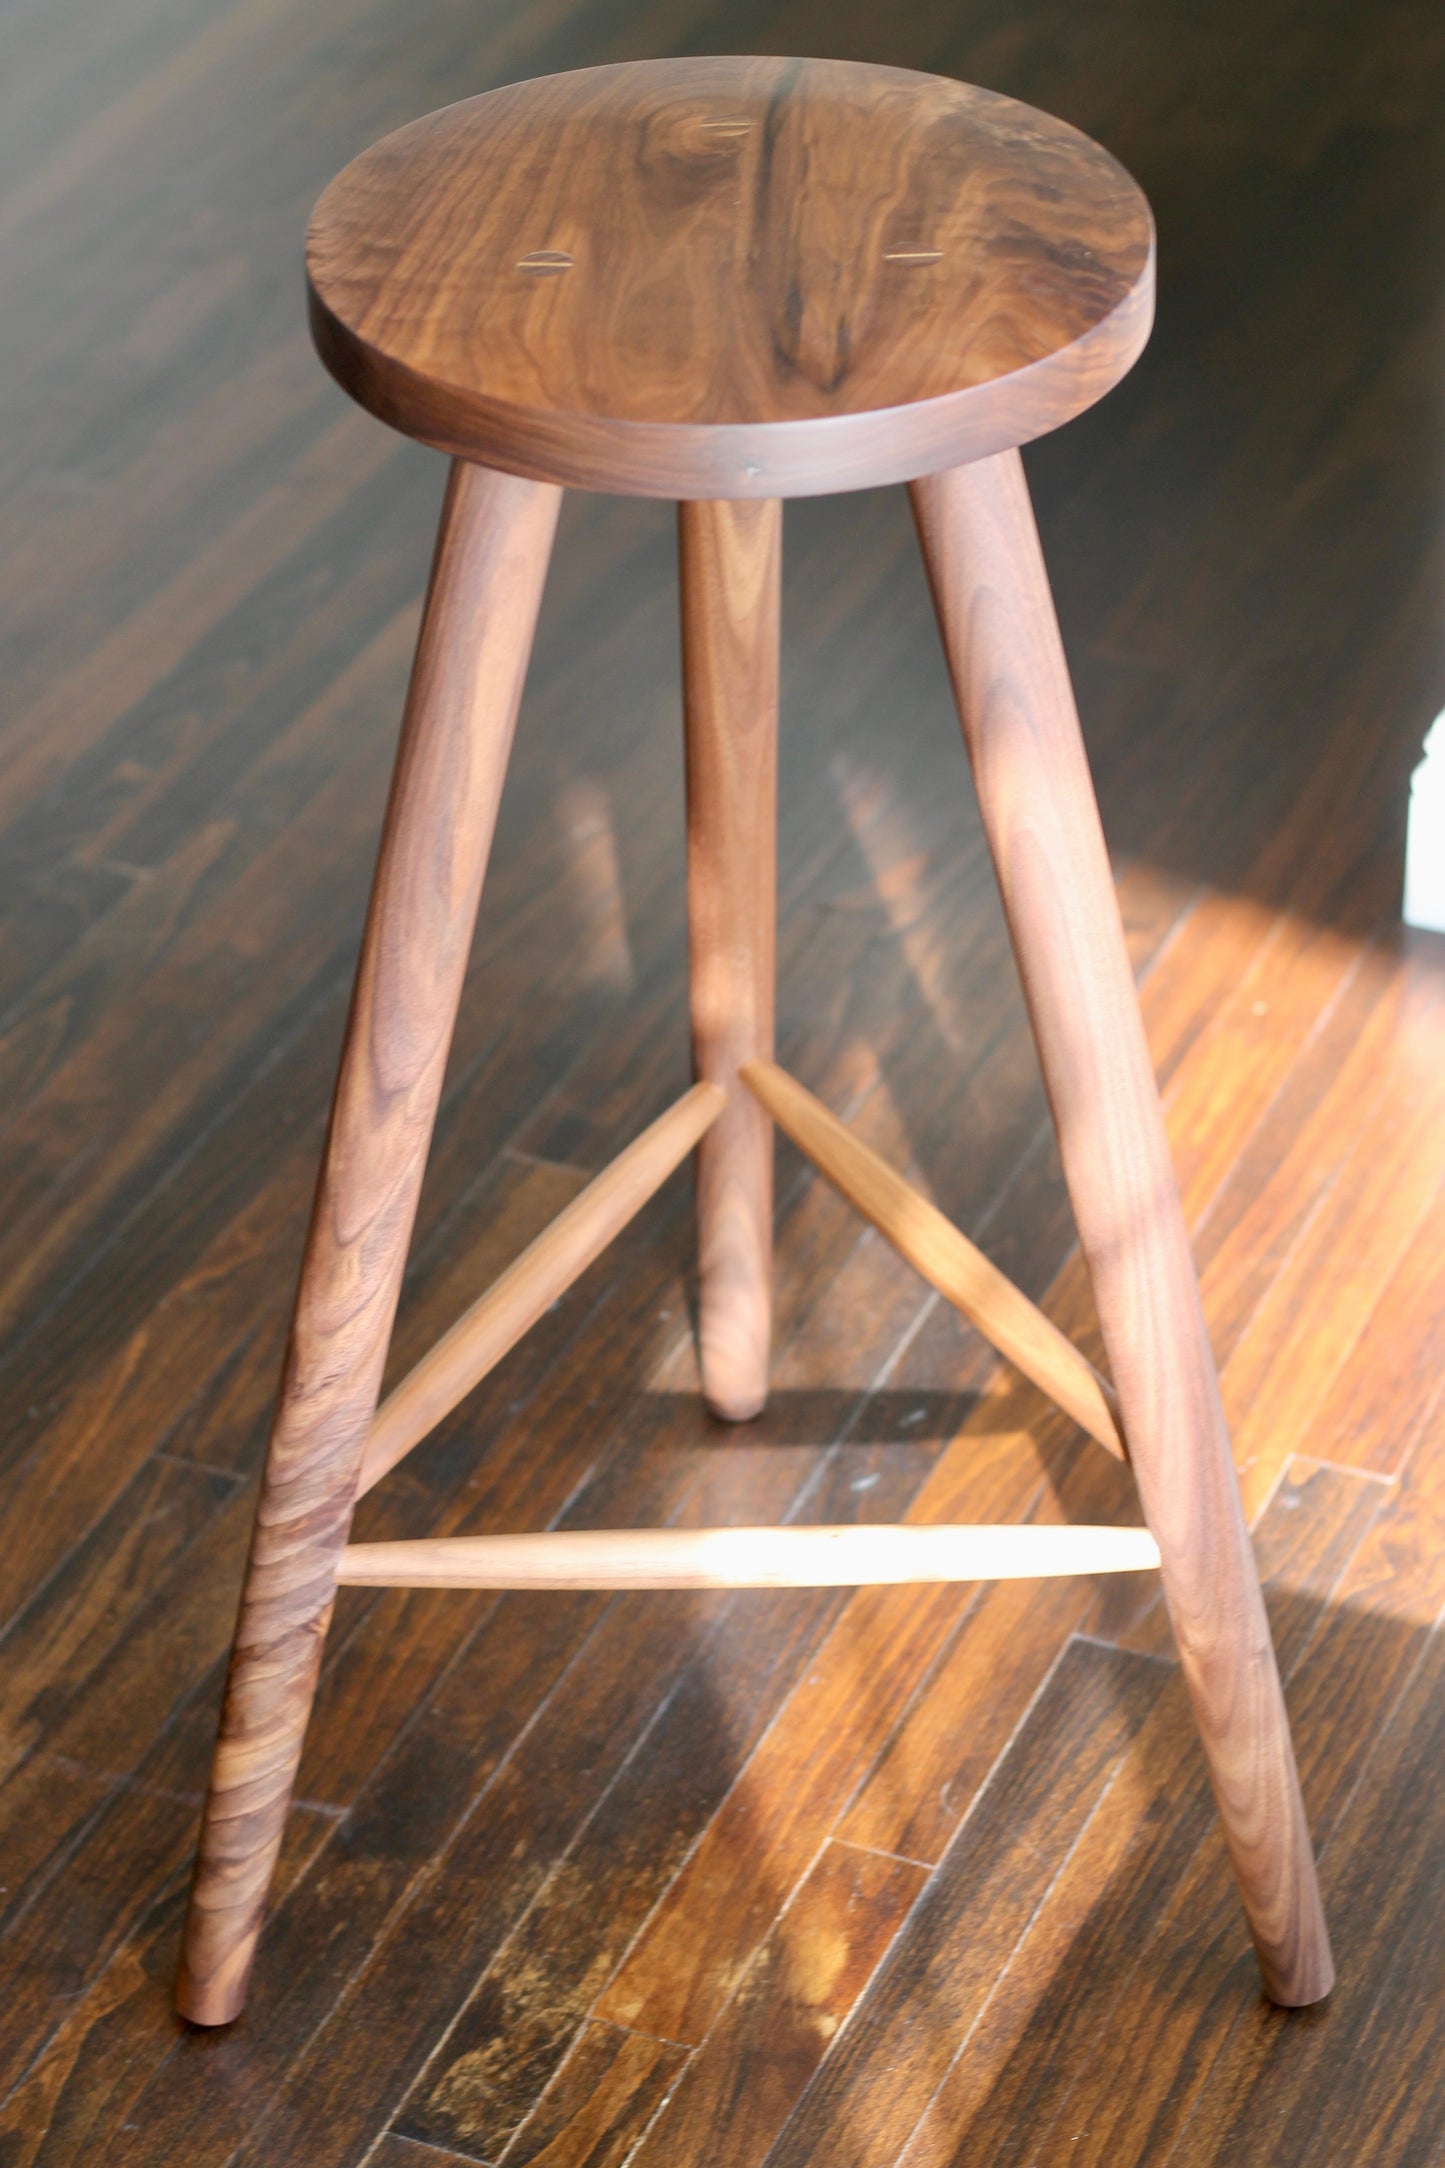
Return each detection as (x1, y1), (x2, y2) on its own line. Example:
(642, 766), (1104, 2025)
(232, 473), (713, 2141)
(0, 1451), (234, 1782)
(216, 1411), (947, 2168)
(1305, 1168), (1445, 1477)
(836, 1415), (1137, 1866)
(1217, 955), (1445, 1518)
(591, 1425), (1062, 2047)
(1105, 1452), (1390, 1669)
(0, 1797), (331, 2168)
(366, 2140), (486, 2168)
(761, 1638), (1168, 2168)
(0, 1145), (595, 1959)
(391, 1582), (837, 2157)
(0, 1695), (339, 2099)
(940, 1433), (1445, 2167)
(897, 1660), (1222, 2168)
(34, 1177), (947, 2161)
(472, 2022), (686, 2168)
(626, 1842), (924, 2168)
(894, 1453), (1392, 2166)
(1181, 1624), (1445, 2168)
(0, 1487), (257, 1960)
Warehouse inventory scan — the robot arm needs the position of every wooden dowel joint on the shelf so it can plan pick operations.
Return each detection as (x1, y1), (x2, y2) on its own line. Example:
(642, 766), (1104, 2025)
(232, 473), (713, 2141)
(335, 1523), (1161, 1591)
(740, 1058), (1125, 1459)
(358, 1081), (726, 1496)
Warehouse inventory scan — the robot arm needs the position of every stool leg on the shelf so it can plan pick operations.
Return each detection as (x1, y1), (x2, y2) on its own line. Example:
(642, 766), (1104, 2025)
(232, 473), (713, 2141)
(910, 451), (1333, 2007)
(680, 499), (781, 1422)
(175, 461), (561, 2026)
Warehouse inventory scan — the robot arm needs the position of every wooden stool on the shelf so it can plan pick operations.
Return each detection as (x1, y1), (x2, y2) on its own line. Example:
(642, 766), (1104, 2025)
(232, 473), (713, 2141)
(176, 56), (1333, 2027)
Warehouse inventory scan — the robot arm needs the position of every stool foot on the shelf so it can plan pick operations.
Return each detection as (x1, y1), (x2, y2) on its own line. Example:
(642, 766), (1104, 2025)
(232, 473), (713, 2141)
(680, 498), (781, 1422)
(911, 451), (1334, 2007)
(174, 460), (560, 2025)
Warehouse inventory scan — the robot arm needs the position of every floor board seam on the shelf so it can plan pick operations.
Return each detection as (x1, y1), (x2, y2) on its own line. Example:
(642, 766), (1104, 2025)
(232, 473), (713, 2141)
(894, 1743), (1142, 2168)
(829, 1835), (934, 1870)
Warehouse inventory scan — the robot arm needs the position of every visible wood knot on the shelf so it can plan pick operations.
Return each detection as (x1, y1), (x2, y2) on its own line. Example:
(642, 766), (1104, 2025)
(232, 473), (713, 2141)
(516, 249), (575, 274)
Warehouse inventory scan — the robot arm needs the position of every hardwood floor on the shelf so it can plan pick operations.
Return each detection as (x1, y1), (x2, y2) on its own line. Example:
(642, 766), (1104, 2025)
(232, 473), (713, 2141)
(0, 0), (1443, 2160)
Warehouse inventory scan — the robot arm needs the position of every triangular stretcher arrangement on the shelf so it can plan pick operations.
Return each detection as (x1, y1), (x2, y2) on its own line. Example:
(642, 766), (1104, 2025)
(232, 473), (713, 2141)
(338, 1060), (1159, 1593)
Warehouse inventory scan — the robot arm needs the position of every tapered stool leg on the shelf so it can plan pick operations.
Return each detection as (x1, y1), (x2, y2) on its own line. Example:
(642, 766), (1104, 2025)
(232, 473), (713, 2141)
(680, 499), (781, 1422)
(175, 460), (561, 2025)
(911, 451), (1333, 2006)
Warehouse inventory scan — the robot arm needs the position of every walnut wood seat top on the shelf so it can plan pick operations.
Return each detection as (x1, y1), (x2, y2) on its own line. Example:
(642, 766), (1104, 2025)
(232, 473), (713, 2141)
(307, 56), (1154, 498)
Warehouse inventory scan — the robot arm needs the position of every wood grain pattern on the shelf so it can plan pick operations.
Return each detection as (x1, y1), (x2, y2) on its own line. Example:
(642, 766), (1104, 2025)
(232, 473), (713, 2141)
(938, 1448), (1445, 2168)
(1108, 1452), (1389, 1669)
(502, 2022), (688, 2168)
(357, 1080), (725, 1494)
(391, 1568), (843, 2162)
(364, 2139), (482, 2168)
(0, 1452), (234, 1787)
(1307, 1170), (1445, 1477)
(910, 449), (1332, 2007)
(306, 57), (1154, 497)
(762, 1636), (1167, 2168)
(931, 1469), (1385, 2165)
(894, 1654), (1220, 2168)
(835, 1435), (1136, 1869)
(1221, 969), (1445, 1518)
(5, 0), (1445, 2156)
(174, 460), (560, 2027)
(626, 1841), (925, 2168)
(334, 1522), (1161, 1588)
(251, 1467), (852, 2167)
(741, 1057), (1124, 1455)
(1208, 1624), (1445, 2167)
(682, 497), (780, 1419)
(592, 1431), (1052, 2049)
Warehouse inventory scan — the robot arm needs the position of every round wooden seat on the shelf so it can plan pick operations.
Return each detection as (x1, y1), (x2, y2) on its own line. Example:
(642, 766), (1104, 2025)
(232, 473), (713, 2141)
(307, 56), (1154, 498)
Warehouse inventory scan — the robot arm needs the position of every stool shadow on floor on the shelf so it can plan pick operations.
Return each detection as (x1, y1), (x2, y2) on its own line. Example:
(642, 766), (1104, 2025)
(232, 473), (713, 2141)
(635, 1387), (984, 1450)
